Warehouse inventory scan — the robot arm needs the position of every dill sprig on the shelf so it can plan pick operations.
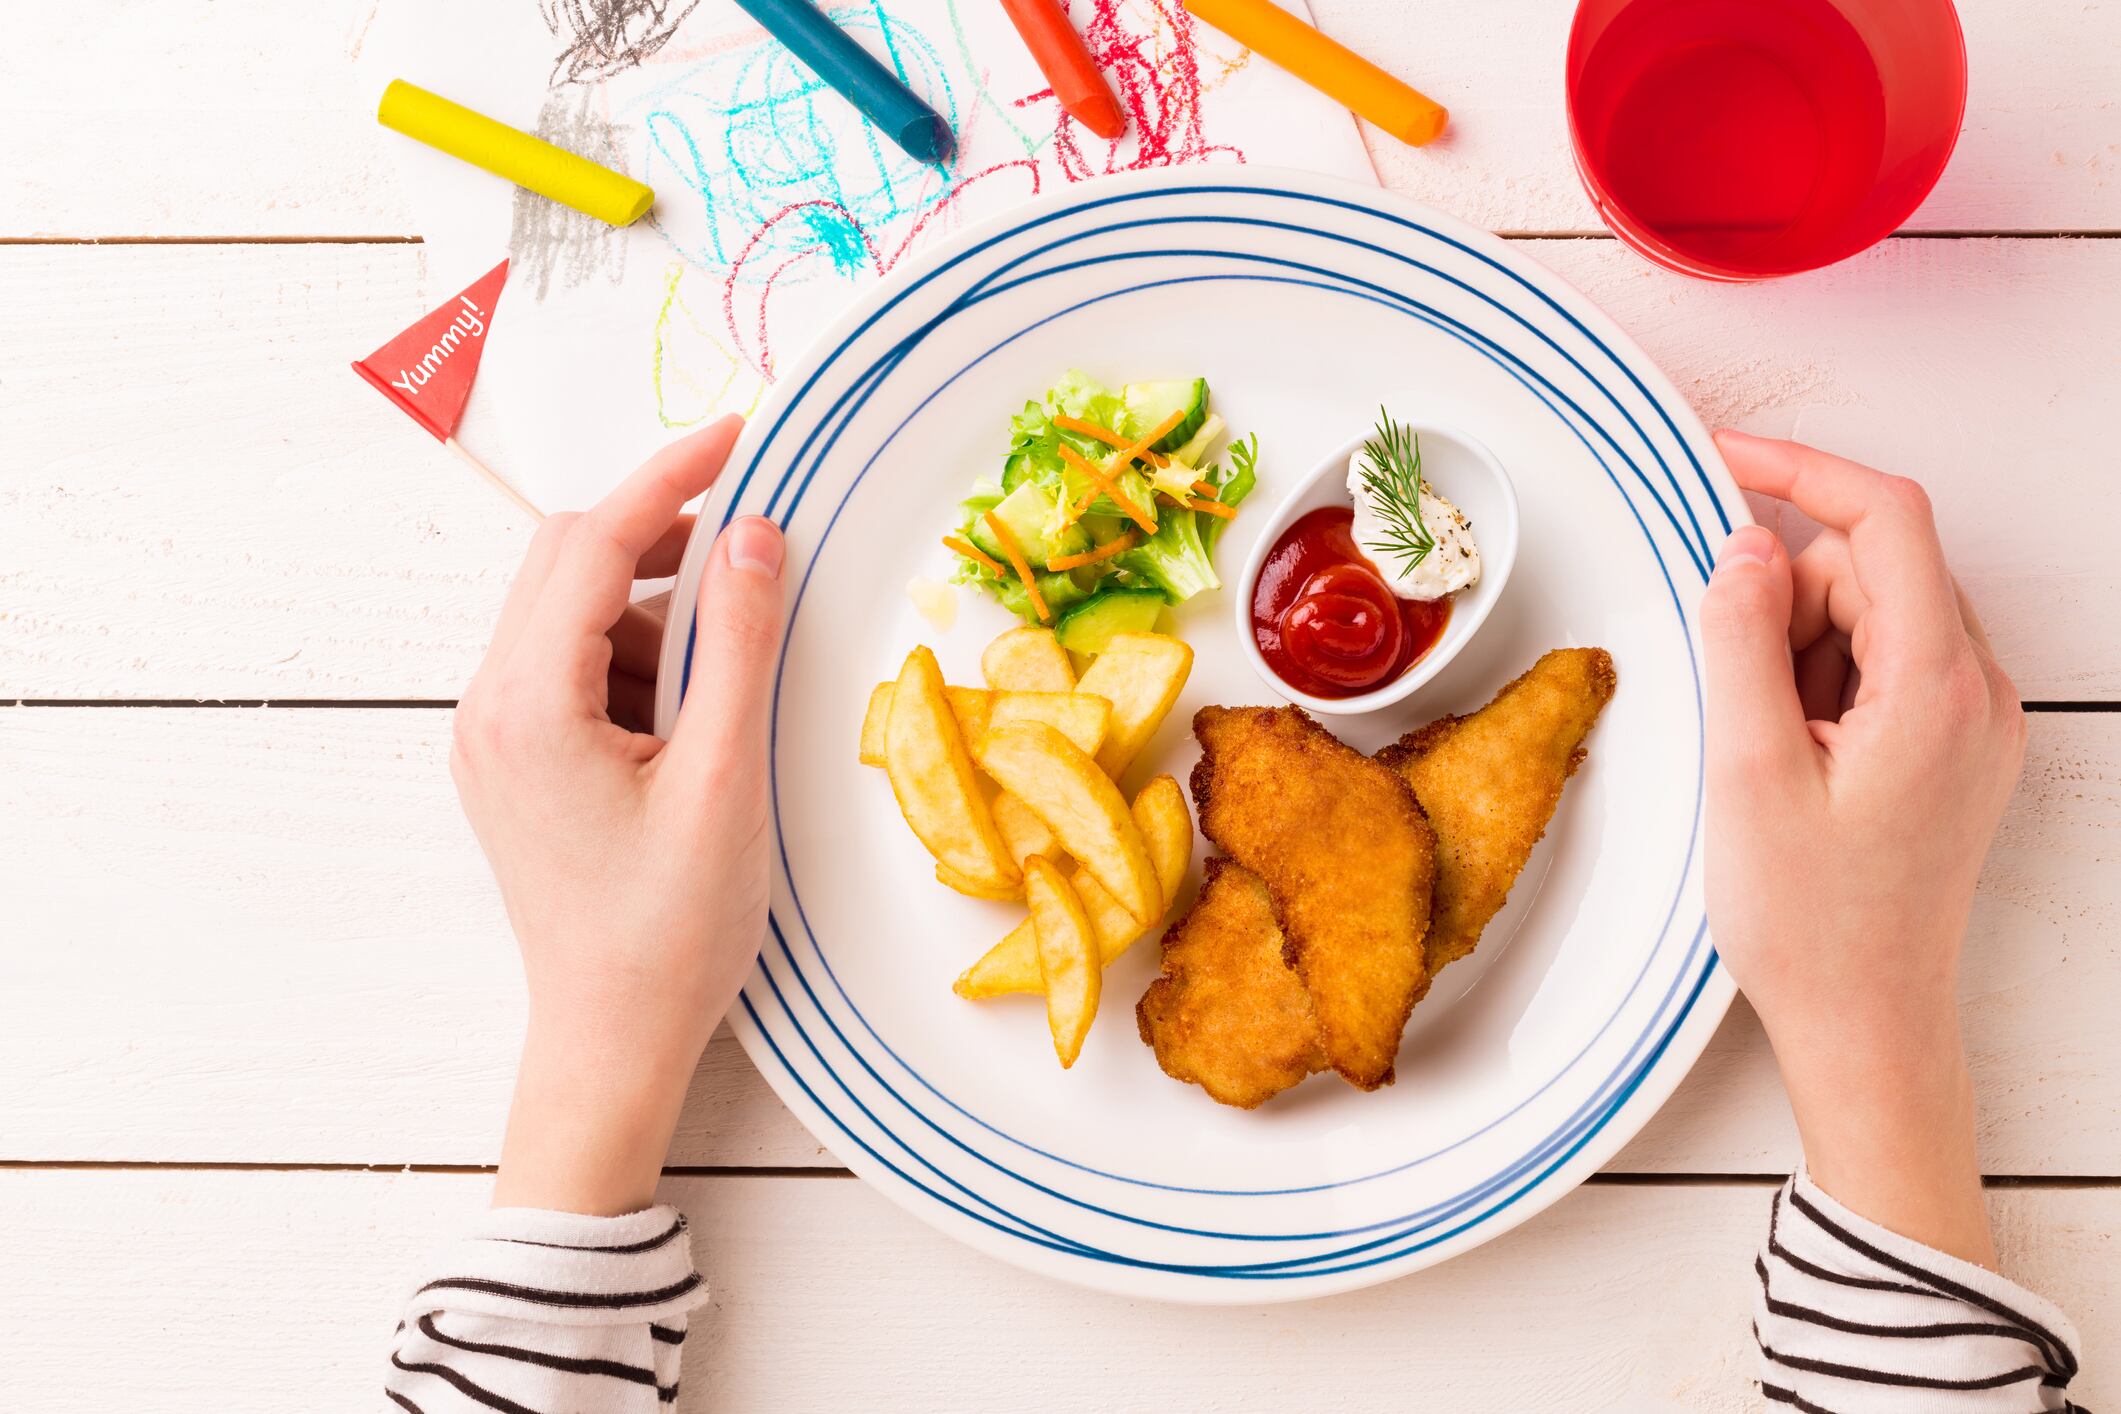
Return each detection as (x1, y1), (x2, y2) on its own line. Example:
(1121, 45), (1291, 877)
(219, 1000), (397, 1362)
(1357, 409), (1433, 574)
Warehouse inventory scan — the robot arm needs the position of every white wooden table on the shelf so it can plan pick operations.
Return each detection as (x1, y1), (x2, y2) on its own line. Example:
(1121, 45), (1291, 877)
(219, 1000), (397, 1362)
(3, 2), (2116, 1407)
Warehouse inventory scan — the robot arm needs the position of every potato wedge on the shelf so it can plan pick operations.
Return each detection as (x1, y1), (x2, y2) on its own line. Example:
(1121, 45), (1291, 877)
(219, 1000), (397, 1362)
(954, 775), (1193, 999)
(1072, 632), (1193, 779)
(983, 626), (1075, 692)
(859, 682), (894, 765)
(860, 686), (1106, 766)
(972, 722), (1162, 932)
(1025, 856), (1099, 1067)
(884, 648), (1017, 891)
(993, 790), (1064, 865)
(936, 862), (1022, 901)
(986, 690), (1107, 755)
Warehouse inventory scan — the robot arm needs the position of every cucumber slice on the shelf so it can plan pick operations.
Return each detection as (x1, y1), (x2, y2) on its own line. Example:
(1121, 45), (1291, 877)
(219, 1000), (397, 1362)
(987, 568), (1088, 626)
(968, 481), (1087, 568)
(1036, 571), (1091, 618)
(1122, 378), (1209, 452)
(1054, 586), (1166, 656)
(1168, 413), (1224, 468)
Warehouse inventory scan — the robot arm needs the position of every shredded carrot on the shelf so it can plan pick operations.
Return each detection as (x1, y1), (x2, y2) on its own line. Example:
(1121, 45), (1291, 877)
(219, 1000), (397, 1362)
(981, 511), (1049, 622)
(1100, 411), (1186, 486)
(1190, 479), (1220, 498)
(1047, 531), (1140, 571)
(942, 534), (1006, 577)
(1187, 497), (1236, 519)
(1058, 444), (1156, 534)
(1054, 415), (1169, 467)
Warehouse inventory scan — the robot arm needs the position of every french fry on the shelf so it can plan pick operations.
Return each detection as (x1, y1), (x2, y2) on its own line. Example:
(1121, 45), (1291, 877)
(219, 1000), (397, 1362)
(860, 686), (1107, 766)
(1073, 632), (1193, 780)
(982, 626), (1075, 692)
(993, 790), (1064, 865)
(984, 691), (1107, 755)
(859, 682), (894, 765)
(955, 776), (1193, 999)
(1025, 856), (1099, 1067)
(884, 648), (1017, 892)
(936, 862), (1023, 901)
(977, 630), (1085, 876)
(972, 723), (1160, 928)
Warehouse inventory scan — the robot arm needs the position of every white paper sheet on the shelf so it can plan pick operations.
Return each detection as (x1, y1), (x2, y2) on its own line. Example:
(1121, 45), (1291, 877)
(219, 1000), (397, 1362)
(355, 1), (1376, 510)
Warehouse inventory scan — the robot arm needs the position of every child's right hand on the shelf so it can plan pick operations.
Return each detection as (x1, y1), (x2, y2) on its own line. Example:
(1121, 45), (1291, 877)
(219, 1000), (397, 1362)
(1700, 430), (2025, 1265)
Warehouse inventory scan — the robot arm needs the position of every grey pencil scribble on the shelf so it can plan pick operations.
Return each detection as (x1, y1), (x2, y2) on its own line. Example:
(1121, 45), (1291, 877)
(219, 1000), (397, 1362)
(509, 91), (632, 302)
(541, 0), (701, 86)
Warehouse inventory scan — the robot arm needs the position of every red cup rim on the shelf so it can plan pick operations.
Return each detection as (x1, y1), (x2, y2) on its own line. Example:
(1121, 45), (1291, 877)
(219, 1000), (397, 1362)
(1564, 0), (1968, 280)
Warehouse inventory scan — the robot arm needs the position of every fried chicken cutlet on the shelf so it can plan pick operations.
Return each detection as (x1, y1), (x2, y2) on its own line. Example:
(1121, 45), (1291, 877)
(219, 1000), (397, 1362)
(1377, 647), (1617, 976)
(1136, 860), (1327, 1109)
(1190, 706), (1436, 1091)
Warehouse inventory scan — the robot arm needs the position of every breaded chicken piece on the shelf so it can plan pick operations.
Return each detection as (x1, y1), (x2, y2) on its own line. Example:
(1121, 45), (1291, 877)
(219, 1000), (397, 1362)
(1378, 647), (1617, 975)
(1136, 860), (1326, 1109)
(1190, 706), (1435, 1091)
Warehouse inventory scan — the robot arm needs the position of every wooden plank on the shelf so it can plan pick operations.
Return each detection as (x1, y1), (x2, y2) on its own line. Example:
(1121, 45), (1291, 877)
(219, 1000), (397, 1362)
(0, 705), (823, 1169)
(0, 244), (529, 701)
(6, 0), (2115, 237)
(3, 706), (2114, 1173)
(2, 1168), (2111, 1411)
(5, 237), (2117, 700)
(0, 3), (415, 239)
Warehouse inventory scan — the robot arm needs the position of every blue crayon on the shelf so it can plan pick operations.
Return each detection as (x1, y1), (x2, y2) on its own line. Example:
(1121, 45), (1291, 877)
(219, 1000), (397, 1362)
(734, 0), (955, 164)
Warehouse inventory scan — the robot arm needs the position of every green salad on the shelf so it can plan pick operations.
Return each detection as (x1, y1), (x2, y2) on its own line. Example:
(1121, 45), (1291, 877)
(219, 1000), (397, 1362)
(945, 370), (1259, 655)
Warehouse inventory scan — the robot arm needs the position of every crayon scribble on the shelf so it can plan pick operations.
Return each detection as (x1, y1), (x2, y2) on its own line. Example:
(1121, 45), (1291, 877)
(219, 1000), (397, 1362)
(1041, 0), (1242, 179)
(943, 0), (1047, 160)
(628, 2), (965, 272)
(652, 262), (763, 426)
(610, 0), (1242, 416)
(621, 4), (1052, 381)
(543, 0), (702, 85)
(719, 155), (1038, 381)
(509, 90), (633, 300)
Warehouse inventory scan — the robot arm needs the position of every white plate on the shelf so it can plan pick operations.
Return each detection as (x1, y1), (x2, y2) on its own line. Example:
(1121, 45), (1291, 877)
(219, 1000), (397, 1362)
(657, 167), (1740, 1304)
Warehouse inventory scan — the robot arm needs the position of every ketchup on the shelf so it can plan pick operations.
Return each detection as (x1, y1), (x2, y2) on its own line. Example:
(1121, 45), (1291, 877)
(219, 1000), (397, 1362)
(1251, 507), (1451, 699)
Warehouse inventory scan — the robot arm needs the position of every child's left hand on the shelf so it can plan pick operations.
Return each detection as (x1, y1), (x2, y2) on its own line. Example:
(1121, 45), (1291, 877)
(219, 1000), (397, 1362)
(450, 416), (787, 1215)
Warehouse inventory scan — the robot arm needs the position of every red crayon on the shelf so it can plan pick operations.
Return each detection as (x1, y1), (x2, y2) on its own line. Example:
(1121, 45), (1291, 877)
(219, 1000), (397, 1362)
(999, 0), (1126, 140)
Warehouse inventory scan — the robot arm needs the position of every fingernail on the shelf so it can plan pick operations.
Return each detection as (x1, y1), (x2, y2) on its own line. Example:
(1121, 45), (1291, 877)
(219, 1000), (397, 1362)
(725, 516), (784, 577)
(1716, 525), (1776, 569)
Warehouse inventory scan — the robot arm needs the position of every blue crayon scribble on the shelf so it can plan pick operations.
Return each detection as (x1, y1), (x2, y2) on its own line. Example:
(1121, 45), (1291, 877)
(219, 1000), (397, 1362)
(624, 2), (962, 278)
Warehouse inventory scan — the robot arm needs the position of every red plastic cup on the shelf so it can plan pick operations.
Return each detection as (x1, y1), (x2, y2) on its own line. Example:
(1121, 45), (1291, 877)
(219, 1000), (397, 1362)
(1566, 0), (1967, 280)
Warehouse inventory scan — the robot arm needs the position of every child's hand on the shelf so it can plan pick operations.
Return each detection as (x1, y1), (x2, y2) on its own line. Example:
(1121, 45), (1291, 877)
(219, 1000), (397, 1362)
(1701, 430), (2024, 1263)
(450, 417), (787, 1215)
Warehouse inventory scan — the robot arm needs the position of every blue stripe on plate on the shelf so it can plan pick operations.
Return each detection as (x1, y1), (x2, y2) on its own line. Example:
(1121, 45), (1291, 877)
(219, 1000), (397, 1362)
(673, 178), (1730, 1282)
(766, 259), (1701, 1187)
(752, 261), (1704, 1254)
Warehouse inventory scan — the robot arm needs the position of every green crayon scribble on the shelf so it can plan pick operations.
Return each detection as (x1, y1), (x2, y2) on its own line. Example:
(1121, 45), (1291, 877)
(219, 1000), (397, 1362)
(945, 0), (1050, 160)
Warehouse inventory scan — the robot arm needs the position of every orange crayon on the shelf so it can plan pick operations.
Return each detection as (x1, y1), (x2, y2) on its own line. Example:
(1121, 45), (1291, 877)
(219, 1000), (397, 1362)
(1183, 0), (1448, 146)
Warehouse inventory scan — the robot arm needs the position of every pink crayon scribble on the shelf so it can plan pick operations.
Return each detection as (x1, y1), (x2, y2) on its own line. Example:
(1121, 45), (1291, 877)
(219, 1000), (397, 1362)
(1026, 0), (1244, 179)
(723, 159), (1040, 381)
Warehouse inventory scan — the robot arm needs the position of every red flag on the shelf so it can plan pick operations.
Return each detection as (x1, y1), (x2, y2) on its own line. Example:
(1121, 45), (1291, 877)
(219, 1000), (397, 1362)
(352, 258), (509, 442)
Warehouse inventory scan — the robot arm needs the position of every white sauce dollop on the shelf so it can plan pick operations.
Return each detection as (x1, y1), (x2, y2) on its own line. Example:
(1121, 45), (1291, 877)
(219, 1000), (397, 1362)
(1346, 450), (1481, 602)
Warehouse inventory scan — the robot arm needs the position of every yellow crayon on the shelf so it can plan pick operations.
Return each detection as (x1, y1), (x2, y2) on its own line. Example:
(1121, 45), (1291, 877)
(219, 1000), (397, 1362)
(376, 79), (655, 227)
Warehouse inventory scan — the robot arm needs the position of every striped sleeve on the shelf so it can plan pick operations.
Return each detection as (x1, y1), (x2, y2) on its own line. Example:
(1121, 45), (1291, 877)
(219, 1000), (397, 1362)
(384, 1204), (707, 1413)
(1755, 1168), (2086, 1413)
